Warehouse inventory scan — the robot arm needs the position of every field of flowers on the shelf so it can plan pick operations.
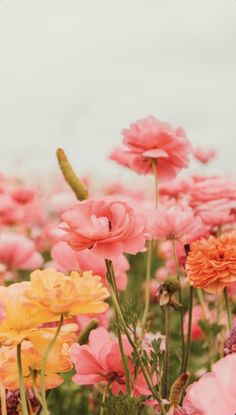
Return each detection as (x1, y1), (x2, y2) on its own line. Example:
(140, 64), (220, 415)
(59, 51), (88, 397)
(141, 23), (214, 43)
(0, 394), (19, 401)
(0, 116), (236, 415)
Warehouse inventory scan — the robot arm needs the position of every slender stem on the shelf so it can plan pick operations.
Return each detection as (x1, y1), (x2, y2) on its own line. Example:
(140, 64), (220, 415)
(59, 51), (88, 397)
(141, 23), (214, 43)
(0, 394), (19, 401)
(26, 393), (34, 415)
(0, 385), (7, 415)
(223, 287), (232, 331)
(162, 305), (170, 398)
(152, 159), (159, 208)
(100, 382), (110, 415)
(40, 314), (64, 415)
(105, 260), (131, 395)
(141, 160), (159, 332)
(196, 288), (209, 319)
(172, 240), (185, 372)
(17, 343), (29, 415)
(182, 286), (194, 373)
(142, 239), (153, 330)
(105, 261), (166, 414)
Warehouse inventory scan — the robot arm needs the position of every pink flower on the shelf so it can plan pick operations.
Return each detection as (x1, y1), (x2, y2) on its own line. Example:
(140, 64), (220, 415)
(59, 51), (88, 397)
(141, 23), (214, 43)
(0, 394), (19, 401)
(159, 177), (194, 199)
(182, 354), (236, 415)
(0, 232), (43, 280)
(193, 147), (216, 164)
(11, 187), (35, 204)
(71, 327), (154, 397)
(71, 327), (132, 386)
(183, 305), (204, 341)
(110, 116), (192, 181)
(51, 241), (129, 291)
(147, 205), (205, 244)
(60, 199), (146, 260)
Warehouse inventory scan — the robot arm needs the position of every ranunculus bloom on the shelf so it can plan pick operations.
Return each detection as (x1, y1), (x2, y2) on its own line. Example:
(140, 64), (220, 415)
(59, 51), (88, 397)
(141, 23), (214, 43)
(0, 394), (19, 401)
(71, 327), (154, 397)
(25, 268), (110, 315)
(0, 232), (43, 280)
(193, 147), (216, 164)
(147, 205), (205, 244)
(60, 199), (146, 260)
(182, 354), (236, 415)
(110, 116), (192, 181)
(0, 335), (74, 391)
(186, 231), (236, 293)
(51, 241), (129, 291)
(0, 282), (58, 346)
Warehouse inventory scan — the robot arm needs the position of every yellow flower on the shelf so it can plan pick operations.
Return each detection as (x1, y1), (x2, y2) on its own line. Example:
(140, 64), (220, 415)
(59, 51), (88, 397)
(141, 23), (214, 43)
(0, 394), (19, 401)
(0, 282), (57, 347)
(0, 327), (75, 390)
(25, 268), (110, 315)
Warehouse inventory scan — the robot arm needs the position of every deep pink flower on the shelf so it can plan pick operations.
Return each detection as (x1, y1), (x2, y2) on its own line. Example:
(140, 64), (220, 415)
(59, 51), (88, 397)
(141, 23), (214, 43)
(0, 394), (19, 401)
(110, 116), (192, 181)
(71, 327), (133, 387)
(0, 232), (43, 280)
(193, 147), (216, 164)
(147, 205), (205, 244)
(182, 354), (236, 415)
(71, 327), (154, 397)
(60, 199), (146, 260)
(51, 241), (129, 290)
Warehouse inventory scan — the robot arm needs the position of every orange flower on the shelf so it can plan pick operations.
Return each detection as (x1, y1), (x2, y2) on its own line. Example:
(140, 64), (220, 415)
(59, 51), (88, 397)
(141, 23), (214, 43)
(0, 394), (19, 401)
(0, 328), (75, 390)
(186, 231), (236, 293)
(0, 282), (57, 347)
(24, 268), (110, 315)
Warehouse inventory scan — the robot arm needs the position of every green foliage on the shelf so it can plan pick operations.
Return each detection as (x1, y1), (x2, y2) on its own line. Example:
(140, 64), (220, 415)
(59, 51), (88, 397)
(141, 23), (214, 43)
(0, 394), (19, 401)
(100, 392), (145, 415)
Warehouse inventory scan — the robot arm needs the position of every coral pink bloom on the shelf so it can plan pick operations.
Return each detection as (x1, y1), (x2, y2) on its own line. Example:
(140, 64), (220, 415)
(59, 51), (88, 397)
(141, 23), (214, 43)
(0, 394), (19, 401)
(71, 327), (133, 387)
(110, 116), (192, 181)
(51, 241), (129, 291)
(148, 205), (205, 244)
(193, 147), (216, 164)
(159, 177), (194, 199)
(182, 354), (236, 415)
(71, 327), (154, 397)
(11, 187), (35, 204)
(0, 232), (43, 280)
(184, 305), (205, 341)
(190, 177), (236, 208)
(60, 199), (146, 260)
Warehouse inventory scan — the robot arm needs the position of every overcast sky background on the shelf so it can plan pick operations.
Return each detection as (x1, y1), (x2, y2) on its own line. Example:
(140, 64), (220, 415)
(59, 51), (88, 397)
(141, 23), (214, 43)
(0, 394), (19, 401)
(0, 0), (236, 184)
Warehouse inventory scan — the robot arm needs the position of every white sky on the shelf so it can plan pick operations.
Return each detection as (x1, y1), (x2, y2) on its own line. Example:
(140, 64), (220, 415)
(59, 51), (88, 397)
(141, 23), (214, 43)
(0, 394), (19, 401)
(0, 0), (236, 183)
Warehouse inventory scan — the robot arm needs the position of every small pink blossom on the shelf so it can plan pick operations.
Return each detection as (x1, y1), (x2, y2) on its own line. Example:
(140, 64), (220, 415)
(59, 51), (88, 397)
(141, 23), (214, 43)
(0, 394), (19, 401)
(51, 241), (129, 291)
(60, 199), (146, 260)
(110, 116), (192, 181)
(147, 205), (205, 244)
(193, 147), (216, 164)
(0, 232), (43, 280)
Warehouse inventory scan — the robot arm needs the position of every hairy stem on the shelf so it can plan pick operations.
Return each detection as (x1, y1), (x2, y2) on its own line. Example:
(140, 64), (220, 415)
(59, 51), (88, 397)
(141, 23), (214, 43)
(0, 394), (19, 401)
(172, 239), (185, 371)
(17, 343), (29, 415)
(224, 287), (232, 332)
(162, 305), (170, 398)
(182, 285), (194, 373)
(40, 314), (64, 415)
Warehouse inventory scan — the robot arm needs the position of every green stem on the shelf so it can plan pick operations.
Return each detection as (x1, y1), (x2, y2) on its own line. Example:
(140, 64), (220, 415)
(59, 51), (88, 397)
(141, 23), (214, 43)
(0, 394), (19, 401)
(105, 260), (131, 396)
(196, 288), (209, 319)
(100, 382), (110, 415)
(223, 287), (232, 332)
(141, 159), (159, 332)
(162, 305), (170, 398)
(172, 239), (185, 372)
(105, 261), (166, 414)
(0, 385), (7, 415)
(142, 239), (153, 330)
(182, 286), (194, 373)
(40, 314), (64, 415)
(17, 343), (29, 415)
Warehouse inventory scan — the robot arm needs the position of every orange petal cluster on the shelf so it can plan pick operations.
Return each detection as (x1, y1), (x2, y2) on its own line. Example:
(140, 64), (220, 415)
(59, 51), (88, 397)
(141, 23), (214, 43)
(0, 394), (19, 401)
(186, 231), (236, 293)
